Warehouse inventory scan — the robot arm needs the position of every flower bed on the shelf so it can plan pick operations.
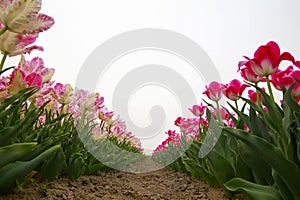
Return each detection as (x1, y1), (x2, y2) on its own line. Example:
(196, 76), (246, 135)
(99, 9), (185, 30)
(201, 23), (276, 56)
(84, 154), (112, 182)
(153, 41), (300, 199)
(0, 0), (143, 194)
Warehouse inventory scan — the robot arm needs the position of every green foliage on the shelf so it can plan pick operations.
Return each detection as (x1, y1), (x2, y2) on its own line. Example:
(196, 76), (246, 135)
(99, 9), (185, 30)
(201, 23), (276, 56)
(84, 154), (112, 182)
(0, 87), (144, 194)
(0, 144), (61, 194)
(156, 83), (300, 200)
(224, 178), (283, 200)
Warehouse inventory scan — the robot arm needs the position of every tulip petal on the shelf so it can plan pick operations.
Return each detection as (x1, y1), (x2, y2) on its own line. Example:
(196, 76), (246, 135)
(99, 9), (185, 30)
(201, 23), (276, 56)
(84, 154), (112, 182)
(25, 72), (42, 88)
(3, 0), (42, 33)
(25, 13), (55, 34)
(8, 70), (27, 94)
(279, 52), (295, 63)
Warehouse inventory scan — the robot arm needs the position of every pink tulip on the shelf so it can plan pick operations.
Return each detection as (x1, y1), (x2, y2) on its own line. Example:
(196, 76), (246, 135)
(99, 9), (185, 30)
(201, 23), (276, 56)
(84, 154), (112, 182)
(52, 83), (73, 105)
(17, 56), (54, 84)
(188, 102), (206, 117)
(0, 24), (43, 56)
(239, 41), (300, 76)
(8, 69), (43, 94)
(203, 81), (223, 102)
(222, 79), (249, 101)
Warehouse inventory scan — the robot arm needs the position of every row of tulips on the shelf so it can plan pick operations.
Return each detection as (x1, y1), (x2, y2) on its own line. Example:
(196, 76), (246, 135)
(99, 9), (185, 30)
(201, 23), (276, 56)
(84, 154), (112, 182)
(153, 41), (300, 200)
(0, 0), (144, 194)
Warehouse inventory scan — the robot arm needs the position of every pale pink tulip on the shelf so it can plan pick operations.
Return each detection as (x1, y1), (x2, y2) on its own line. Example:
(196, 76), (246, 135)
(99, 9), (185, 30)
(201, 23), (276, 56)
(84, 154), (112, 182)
(0, 0), (54, 34)
(203, 81), (223, 102)
(0, 23), (43, 56)
(188, 102), (206, 117)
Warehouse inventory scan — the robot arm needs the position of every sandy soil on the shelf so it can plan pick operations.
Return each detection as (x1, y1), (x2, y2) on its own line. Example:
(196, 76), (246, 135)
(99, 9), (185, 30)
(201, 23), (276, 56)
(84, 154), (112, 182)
(0, 158), (234, 200)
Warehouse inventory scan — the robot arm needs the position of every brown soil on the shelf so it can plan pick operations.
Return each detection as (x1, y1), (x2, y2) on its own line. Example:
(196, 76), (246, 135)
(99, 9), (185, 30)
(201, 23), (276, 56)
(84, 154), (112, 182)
(0, 158), (236, 200)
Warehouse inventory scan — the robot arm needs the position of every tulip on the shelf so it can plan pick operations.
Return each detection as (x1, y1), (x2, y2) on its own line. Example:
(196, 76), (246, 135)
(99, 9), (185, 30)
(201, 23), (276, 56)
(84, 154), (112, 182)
(222, 79), (249, 101)
(239, 41), (299, 76)
(0, 31), (43, 57)
(248, 89), (263, 105)
(238, 63), (264, 84)
(52, 83), (73, 105)
(0, 0), (54, 34)
(203, 81), (223, 102)
(188, 102), (206, 117)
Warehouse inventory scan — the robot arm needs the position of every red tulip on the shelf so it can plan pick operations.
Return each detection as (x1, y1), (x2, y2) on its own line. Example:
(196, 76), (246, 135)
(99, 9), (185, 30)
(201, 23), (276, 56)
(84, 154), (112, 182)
(238, 62), (264, 83)
(203, 81), (223, 102)
(239, 41), (300, 76)
(248, 89), (263, 104)
(174, 117), (182, 126)
(222, 79), (249, 101)
(271, 66), (300, 97)
(271, 65), (294, 90)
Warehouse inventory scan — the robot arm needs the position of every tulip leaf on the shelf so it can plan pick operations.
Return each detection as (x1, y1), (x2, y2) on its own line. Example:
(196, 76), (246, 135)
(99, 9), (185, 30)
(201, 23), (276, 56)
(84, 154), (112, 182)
(207, 150), (235, 198)
(0, 145), (61, 194)
(41, 147), (66, 181)
(249, 107), (272, 142)
(68, 154), (86, 180)
(224, 127), (300, 199)
(272, 170), (294, 200)
(224, 178), (283, 200)
(238, 141), (273, 185)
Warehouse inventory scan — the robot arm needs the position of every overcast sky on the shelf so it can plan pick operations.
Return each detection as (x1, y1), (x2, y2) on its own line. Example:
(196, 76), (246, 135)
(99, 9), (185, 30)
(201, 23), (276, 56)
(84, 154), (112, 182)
(30, 0), (300, 152)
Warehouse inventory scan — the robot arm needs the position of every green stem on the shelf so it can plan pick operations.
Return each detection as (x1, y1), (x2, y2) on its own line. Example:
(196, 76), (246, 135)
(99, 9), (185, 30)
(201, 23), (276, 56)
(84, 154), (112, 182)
(198, 116), (202, 135)
(255, 83), (261, 107)
(235, 100), (240, 121)
(216, 101), (222, 123)
(266, 75), (275, 102)
(0, 52), (8, 73)
(0, 25), (8, 36)
(234, 100), (239, 110)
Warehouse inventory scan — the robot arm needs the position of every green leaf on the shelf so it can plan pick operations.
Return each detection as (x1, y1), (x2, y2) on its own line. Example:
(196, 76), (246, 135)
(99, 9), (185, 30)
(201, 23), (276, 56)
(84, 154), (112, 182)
(227, 101), (250, 128)
(224, 127), (300, 199)
(0, 87), (36, 112)
(0, 142), (37, 168)
(207, 150), (235, 198)
(41, 147), (66, 181)
(68, 154), (86, 180)
(238, 141), (274, 185)
(225, 178), (283, 200)
(249, 107), (272, 142)
(0, 145), (61, 194)
(272, 170), (294, 200)
(235, 154), (254, 182)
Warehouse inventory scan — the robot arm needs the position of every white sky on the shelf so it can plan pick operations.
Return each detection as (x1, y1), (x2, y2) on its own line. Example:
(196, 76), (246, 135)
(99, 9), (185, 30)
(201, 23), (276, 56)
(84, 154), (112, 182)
(18, 0), (300, 152)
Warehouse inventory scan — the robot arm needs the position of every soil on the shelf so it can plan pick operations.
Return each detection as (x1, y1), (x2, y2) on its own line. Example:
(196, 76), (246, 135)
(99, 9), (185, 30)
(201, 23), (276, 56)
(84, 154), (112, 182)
(0, 158), (237, 200)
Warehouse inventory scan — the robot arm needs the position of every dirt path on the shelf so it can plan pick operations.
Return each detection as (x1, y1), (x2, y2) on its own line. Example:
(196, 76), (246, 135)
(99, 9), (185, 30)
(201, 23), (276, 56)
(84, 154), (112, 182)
(0, 158), (230, 200)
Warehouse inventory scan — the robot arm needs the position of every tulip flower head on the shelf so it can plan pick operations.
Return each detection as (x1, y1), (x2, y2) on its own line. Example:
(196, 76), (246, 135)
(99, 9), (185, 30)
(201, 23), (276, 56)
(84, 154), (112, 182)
(238, 62), (264, 84)
(203, 81), (223, 102)
(0, 0), (55, 34)
(222, 79), (249, 101)
(188, 102), (206, 117)
(239, 41), (299, 77)
(52, 83), (73, 105)
(0, 22), (43, 56)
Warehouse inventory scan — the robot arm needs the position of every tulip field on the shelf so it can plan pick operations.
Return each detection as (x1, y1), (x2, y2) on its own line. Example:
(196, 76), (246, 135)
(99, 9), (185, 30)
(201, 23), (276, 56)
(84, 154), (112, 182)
(1, 1), (300, 200)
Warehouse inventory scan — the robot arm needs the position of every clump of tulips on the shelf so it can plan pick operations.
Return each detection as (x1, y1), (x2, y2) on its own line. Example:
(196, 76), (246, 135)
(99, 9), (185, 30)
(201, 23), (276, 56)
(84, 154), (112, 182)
(153, 41), (300, 200)
(0, 0), (143, 194)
